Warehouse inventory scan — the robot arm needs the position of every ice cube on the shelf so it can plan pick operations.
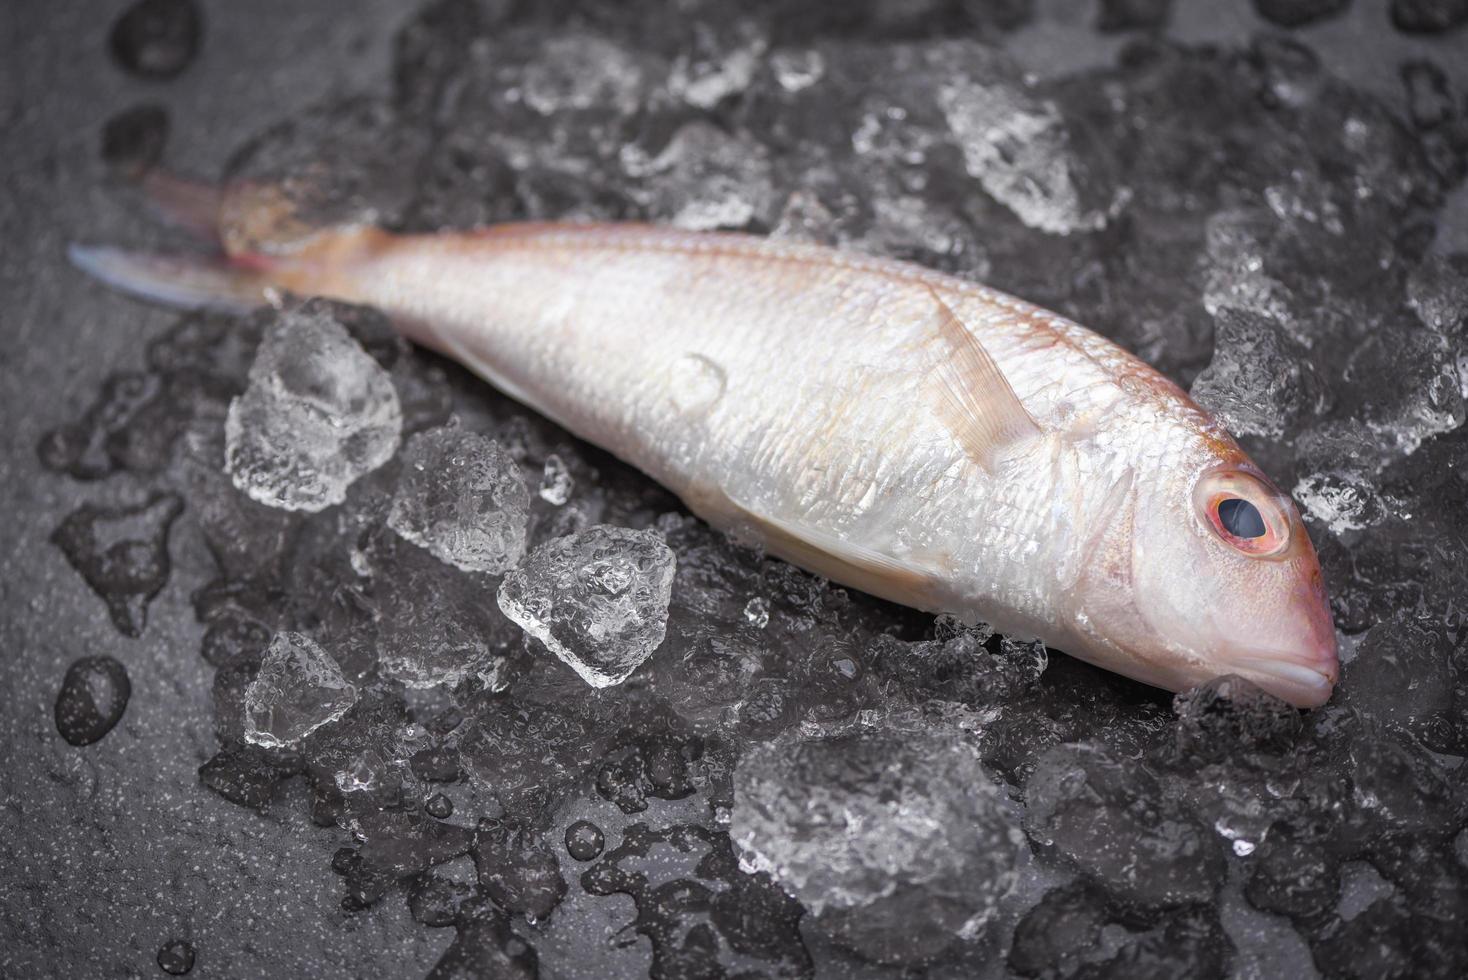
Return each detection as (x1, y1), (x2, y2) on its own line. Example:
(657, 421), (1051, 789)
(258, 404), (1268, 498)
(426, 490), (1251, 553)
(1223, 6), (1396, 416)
(496, 524), (676, 687)
(667, 19), (766, 109)
(637, 122), (775, 231)
(520, 34), (645, 116)
(1172, 675), (1302, 763)
(1023, 741), (1225, 911)
(732, 729), (1025, 964)
(1190, 308), (1320, 440)
(388, 426), (530, 574)
(1340, 617), (1462, 755)
(1406, 253), (1468, 334)
(363, 533), (516, 690)
(769, 48), (825, 93)
(225, 300), (402, 512)
(243, 631), (358, 748)
(1293, 470), (1391, 535)
(1363, 327), (1465, 457)
(1244, 832), (1341, 921)
(1010, 883), (1236, 978)
(938, 51), (1111, 235)
(1200, 209), (1296, 327)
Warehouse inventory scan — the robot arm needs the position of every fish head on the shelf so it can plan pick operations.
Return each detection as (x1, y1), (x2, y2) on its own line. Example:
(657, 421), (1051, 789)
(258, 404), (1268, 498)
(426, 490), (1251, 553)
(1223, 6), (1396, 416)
(1073, 447), (1338, 708)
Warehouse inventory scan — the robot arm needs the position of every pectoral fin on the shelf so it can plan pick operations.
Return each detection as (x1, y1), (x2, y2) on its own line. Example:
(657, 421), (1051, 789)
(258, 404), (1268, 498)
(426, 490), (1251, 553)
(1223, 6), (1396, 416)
(926, 286), (1041, 472)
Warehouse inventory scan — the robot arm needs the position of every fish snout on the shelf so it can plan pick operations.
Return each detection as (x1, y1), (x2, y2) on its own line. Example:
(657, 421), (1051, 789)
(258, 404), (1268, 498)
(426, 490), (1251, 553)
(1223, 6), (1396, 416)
(1233, 579), (1339, 709)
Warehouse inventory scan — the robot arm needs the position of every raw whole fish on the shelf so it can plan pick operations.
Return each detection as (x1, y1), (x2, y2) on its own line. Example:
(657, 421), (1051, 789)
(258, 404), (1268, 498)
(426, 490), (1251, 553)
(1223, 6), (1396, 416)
(70, 183), (1339, 706)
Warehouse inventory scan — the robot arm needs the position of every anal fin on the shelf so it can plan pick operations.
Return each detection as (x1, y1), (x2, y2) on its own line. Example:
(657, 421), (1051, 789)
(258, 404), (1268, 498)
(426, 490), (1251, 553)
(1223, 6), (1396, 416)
(688, 485), (949, 612)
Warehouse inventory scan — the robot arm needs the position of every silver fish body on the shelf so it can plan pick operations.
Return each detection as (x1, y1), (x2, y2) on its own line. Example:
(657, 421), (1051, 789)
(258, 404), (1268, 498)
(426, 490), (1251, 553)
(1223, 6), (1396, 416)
(73, 216), (1340, 705)
(365, 229), (1132, 623)
(319, 223), (1337, 705)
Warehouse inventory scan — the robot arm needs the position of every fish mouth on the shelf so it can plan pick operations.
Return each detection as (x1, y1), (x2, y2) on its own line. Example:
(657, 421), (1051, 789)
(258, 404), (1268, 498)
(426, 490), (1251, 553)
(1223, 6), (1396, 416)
(1234, 656), (1337, 709)
(1223, 568), (1339, 709)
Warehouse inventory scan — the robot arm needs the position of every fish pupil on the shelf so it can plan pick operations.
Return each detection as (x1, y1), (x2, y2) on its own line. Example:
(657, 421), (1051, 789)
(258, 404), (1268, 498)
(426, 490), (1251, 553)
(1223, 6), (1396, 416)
(1218, 497), (1266, 539)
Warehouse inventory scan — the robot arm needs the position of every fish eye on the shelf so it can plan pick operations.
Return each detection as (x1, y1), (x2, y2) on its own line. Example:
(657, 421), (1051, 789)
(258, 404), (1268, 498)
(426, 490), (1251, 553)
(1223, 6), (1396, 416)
(1217, 497), (1265, 538)
(1194, 469), (1291, 558)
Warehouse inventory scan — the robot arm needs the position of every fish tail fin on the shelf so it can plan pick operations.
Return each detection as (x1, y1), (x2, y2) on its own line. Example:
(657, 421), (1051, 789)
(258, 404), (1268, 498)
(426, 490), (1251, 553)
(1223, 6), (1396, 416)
(67, 244), (279, 313)
(70, 168), (280, 312)
(137, 170), (226, 244)
(70, 169), (392, 313)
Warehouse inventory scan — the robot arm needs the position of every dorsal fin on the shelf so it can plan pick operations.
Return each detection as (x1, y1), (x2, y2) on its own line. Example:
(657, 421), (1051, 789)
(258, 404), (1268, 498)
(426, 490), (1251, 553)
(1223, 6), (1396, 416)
(925, 285), (1041, 471)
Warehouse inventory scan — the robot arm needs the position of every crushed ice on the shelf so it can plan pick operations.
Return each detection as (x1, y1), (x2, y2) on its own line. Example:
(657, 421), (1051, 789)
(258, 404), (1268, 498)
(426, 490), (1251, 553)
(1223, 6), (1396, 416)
(242, 632), (358, 748)
(225, 300), (402, 512)
(497, 524), (677, 687)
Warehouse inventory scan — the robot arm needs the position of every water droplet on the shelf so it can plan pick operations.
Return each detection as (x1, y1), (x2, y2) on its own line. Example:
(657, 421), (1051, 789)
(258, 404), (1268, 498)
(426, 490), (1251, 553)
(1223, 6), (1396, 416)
(156, 939), (195, 975)
(668, 353), (726, 416)
(425, 793), (454, 819)
(743, 596), (770, 628)
(110, 0), (202, 80)
(564, 820), (605, 861)
(55, 656), (131, 746)
(101, 104), (169, 180)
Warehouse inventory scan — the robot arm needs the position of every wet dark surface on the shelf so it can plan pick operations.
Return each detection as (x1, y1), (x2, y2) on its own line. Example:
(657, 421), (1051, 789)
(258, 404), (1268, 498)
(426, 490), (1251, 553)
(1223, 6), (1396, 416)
(3, 1), (1468, 978)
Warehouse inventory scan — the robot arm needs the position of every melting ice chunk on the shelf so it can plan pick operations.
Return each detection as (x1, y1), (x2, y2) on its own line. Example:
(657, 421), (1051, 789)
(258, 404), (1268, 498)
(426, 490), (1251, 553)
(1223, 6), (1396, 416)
(50, 491), (183, 637)
(388, 426), (530, 573)
(640, 122), (775, 231)
(743, 596), (769, 629)
(496, 524), (676, 687)
(732, 729), (1024, 964)
(368, 533), (515, 690)
(1190, 307), (1317, 440)
(1023, 741), (1224, 910)
(938, 55), (1110, 235)
(1293, 471), (1389, 535)
(520, 34), (645, 117)
(243, 632), (358, 748)
(225, 300), (402, 512)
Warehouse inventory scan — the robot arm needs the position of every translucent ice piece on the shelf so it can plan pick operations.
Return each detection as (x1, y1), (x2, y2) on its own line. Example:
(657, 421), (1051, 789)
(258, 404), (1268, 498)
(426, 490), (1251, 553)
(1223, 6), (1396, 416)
(497, 525), (676, 687)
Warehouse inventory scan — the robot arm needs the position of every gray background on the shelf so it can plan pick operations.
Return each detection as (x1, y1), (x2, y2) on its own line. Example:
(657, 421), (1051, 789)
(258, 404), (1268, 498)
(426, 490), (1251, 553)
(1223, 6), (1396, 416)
(1, 1), (1464, 977)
